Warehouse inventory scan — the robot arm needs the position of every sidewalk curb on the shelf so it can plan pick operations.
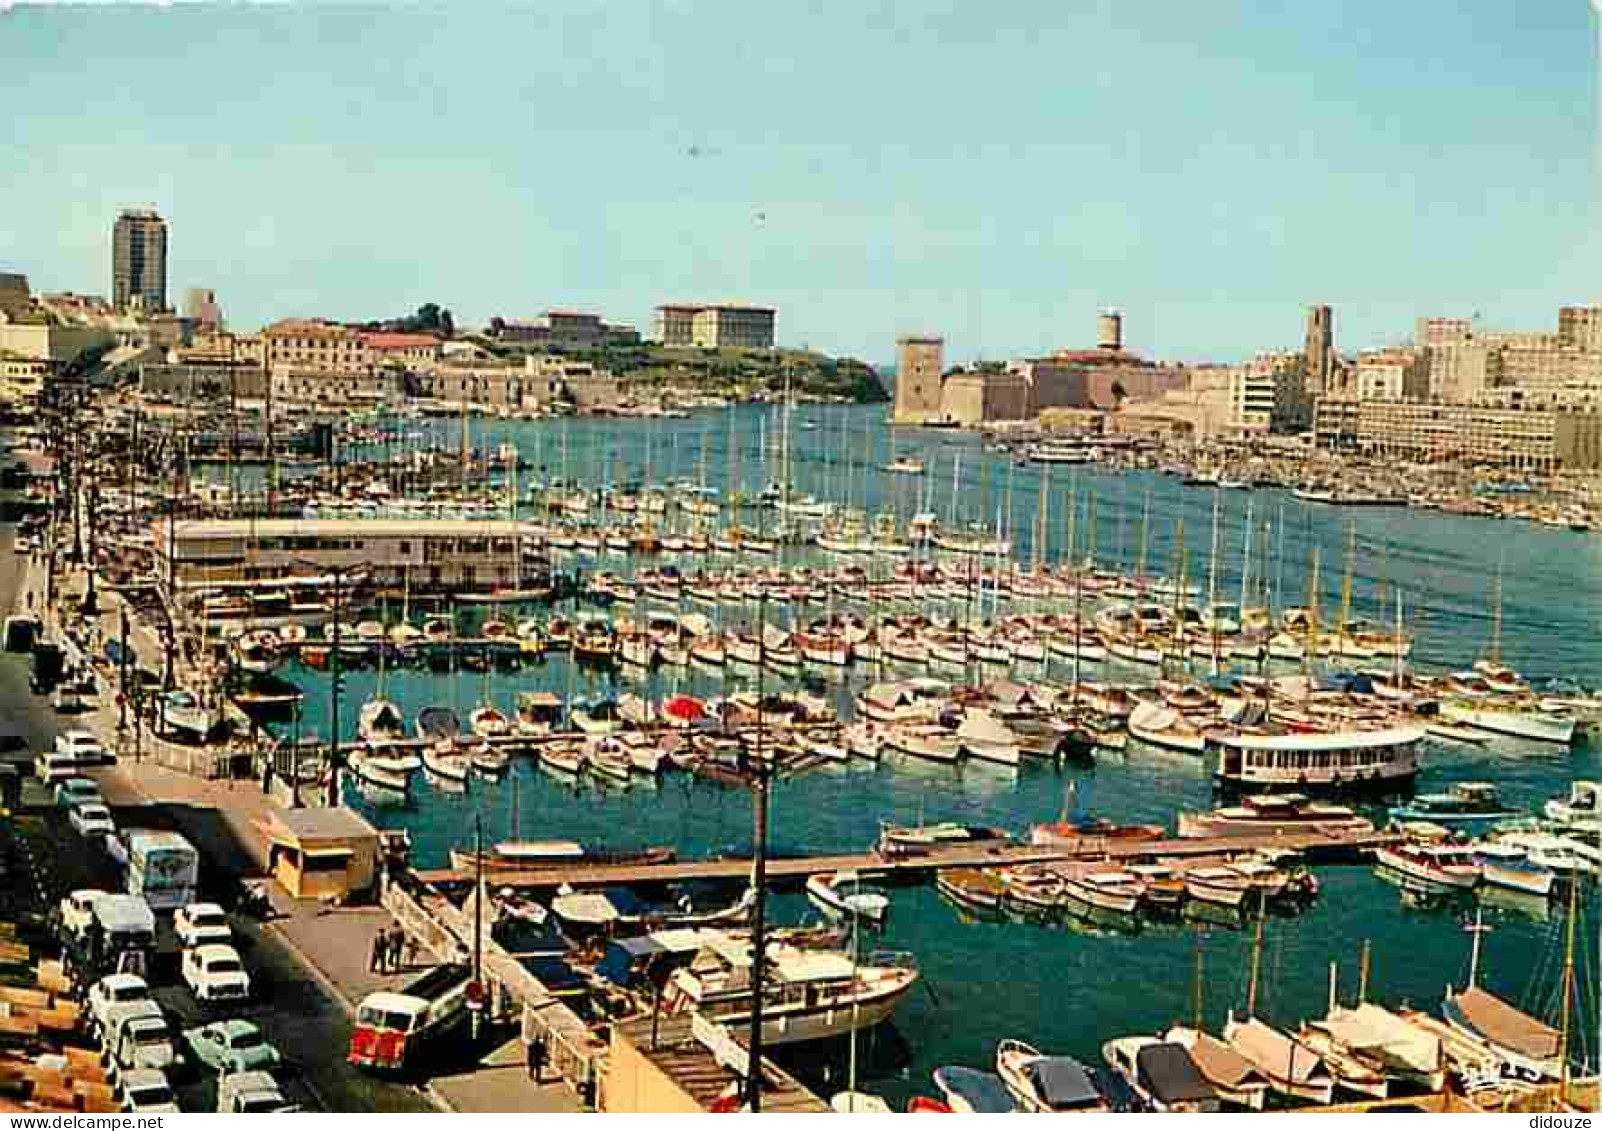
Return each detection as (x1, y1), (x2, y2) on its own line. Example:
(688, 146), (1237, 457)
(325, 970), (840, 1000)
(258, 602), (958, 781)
(266, 917), (456, 1114)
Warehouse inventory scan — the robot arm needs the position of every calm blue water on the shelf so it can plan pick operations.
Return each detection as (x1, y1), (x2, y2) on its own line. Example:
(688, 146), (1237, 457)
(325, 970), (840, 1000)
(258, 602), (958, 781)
(266, 405), (1599, 1103)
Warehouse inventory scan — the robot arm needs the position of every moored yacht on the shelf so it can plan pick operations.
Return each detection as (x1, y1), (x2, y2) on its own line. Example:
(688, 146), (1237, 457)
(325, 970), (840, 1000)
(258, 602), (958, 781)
(661, 932), (918, 1046)
(1178, 794), (1374, 839)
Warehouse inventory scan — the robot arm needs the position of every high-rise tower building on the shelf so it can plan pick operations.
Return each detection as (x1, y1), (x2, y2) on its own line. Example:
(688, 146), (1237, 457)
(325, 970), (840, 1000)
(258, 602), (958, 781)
(113, 208), (168, 312)
(1303, 304), (1335, 398)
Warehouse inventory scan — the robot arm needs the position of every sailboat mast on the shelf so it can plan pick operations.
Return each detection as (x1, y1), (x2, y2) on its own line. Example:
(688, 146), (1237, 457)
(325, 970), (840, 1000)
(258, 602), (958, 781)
(1247, 896), (1266, 1017)
(1238, 497), (1254, 612)
(1557, 871), (1580, 1104)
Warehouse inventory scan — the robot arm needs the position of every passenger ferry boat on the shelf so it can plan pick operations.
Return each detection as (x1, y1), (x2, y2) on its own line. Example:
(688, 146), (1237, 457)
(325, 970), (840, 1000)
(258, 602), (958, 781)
(1207, 723), (1422, 790)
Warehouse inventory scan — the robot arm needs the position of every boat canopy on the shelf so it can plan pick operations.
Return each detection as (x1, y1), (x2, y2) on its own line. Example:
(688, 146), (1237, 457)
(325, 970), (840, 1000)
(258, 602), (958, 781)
(1448, 987), (1560, 1060)
(1317, 1004), (1440, 1073)
(1229, 1019), (1328, 1084)
(1135, 1043), (1215, 1105)
(934, 1066), (1015, 1113)
(1211, 725), (1425, 752)
(1026, 1057), (1101, 1108)
(1176, 1030), (1261, 1089)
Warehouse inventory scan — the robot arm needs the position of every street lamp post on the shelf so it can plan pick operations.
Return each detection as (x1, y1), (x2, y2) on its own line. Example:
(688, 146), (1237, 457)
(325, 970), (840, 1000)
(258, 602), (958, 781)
(296, 559), (356, 808)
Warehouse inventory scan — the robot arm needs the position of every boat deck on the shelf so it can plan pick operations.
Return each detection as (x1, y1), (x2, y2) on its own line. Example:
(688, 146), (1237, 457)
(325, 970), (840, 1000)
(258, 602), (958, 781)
(414, 829), (1399, 890)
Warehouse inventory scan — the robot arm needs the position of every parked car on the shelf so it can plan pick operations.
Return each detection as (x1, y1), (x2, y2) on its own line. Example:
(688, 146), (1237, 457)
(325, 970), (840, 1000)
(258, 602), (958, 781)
(53, 777), (101, 809)
(184, 1019), (282, 1074)
(173, 902), (231, 949)
(58, 888), (108, 942)
(181, 944), (251, 1004)
(70, 802), (116, 839)
(55, 728), (105, 762)
(113, 1068), (180, 1114)
(102, 999), (179, 1079)
(216, 1069), (295, 1114)
(87, 973), (151, 1035)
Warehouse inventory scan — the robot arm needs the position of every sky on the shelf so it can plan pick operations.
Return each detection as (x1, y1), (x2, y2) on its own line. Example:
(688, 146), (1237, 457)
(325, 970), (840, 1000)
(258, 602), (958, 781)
(1, 1), (1598, 364)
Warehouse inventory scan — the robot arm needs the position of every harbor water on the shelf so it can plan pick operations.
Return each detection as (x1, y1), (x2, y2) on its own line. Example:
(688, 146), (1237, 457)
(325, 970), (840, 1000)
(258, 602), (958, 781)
(243, 404), (1599, 1105)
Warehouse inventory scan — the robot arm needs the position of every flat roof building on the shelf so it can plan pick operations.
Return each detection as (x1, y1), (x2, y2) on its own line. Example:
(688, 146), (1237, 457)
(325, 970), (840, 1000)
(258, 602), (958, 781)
(156, 518), (539, 596)
(113, 209), (168, 313)
(655, 304), (775, 349)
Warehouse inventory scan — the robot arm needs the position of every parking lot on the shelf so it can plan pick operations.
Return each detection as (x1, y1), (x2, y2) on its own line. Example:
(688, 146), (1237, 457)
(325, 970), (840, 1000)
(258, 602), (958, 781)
(4, 706), (436, 1114)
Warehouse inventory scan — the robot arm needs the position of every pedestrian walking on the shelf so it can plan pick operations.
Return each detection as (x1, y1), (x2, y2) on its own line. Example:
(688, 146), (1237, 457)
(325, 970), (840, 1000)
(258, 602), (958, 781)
(526, 1034), (548, 1082)
(402, 935), (419, 970)
(382, 928), (399, 973)
(367, 931), (384, 974)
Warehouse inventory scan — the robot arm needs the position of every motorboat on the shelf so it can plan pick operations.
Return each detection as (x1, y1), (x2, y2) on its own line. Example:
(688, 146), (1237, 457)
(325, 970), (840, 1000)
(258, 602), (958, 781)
(882, 725), (961, 763)
(1544, 781), (1601, 833)
(469, 704), (513, 739)
(995, 1041), (1109, 1113)
(1373, 841), (1480, 892)
(160, 690), (224, 742)
(955, 710), (1021, 767)
(1440, 696), (1576, 746)
(1470, 840), (1555, 898)
(661, 931), (918, 1046)
(538, 739), (586, 776)
(878, 821), (1010, 857)
(450, 841), (675, 873)
(1178, 794), (1374, 839)
(934, 868), (1008, 916)
(1309, 1003), (1445, 1092)
(1162, 1026), (1268, 1109)
(1440, 985), (1562, 1081)
(1221, 1017), (1334, 1104)
(932, 1066), (1015, 1113)
(1101, 1038), (1219, 1113)
(805, 870), (890, 928)
(422, 743), (472, 785)
(415, 705), (461, 744)
(1294, 1026), (1389, 1099)
(1391, 782), (1521, 831)
(358, 698), (406, 747)
(1058, 868), (1144, 915)
(1182, 864), (1254, 908)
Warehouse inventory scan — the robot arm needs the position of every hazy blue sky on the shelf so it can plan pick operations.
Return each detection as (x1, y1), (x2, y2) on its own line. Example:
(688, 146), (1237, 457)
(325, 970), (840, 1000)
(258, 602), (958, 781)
(2, 2), (1597, 363)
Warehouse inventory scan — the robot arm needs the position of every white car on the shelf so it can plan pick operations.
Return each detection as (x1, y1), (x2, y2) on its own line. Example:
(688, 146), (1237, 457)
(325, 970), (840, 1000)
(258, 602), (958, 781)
(58, 888), (108, 941)
(55, 728), (105, 762)
(88, 974), (151, 1035)
(115, 1068), (180, 1114)
(182, 944), (251, 1004)
(102, 999), (179, 1078)
(70, 802), (116, 839)
(174, 903), (232, 949)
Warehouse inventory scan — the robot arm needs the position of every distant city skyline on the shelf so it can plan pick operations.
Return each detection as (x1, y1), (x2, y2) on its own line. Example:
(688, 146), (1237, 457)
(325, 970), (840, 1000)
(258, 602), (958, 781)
(2, 2), (1598, 363)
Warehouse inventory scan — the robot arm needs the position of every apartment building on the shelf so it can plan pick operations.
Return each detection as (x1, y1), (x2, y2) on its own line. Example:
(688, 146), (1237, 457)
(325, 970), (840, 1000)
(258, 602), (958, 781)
(360, 331), (442, 366)
(1352, 348), (1428, 402)
(1342, 402), (1602, 470)
(271, 367), (403, 407)
(263, 319), (374, 373)
(654, 304), (776, 349)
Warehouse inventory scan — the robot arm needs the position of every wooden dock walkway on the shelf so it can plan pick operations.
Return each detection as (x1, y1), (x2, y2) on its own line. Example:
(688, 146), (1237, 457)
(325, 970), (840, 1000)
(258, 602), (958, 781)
(414, 829), (1399, 890)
